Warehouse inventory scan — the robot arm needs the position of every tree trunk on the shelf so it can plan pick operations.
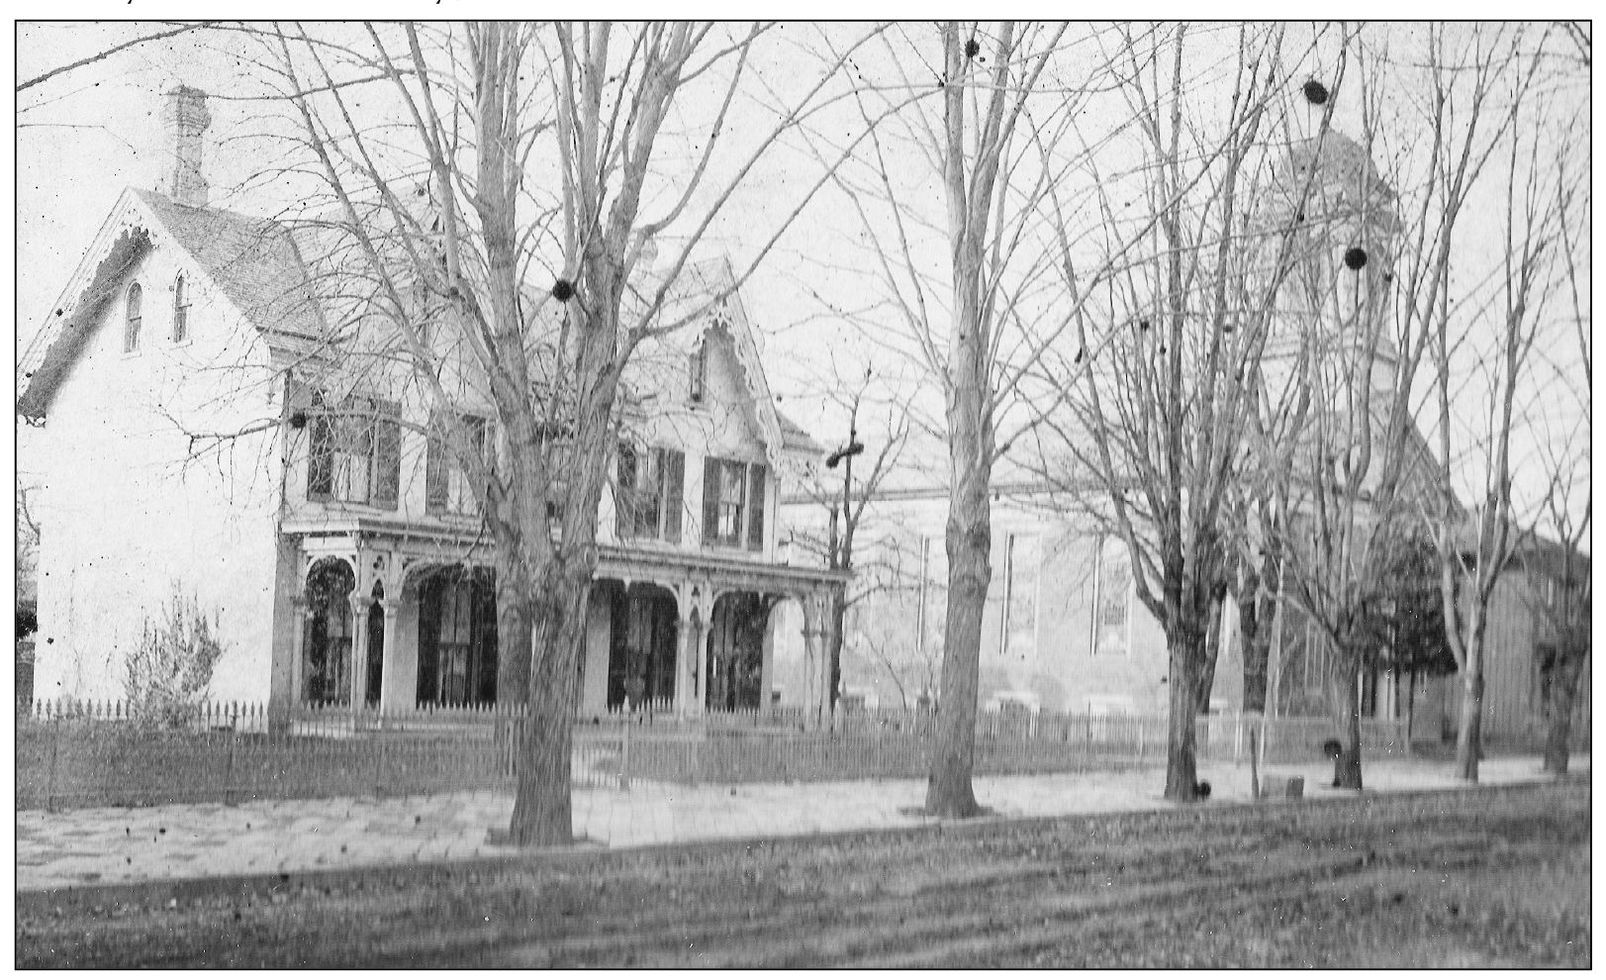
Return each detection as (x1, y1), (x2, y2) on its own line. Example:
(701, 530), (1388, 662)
(1163, 628), (1203, 801)
(923, 471), (990, 818)
(508, 563), (590, 846)
(1238, 590), (1268, 714)
(1541, 643), (1585, 775)
(828, 590), (846, 713)
(1405, 669), (1416, 756)
(495, 553), (534, 703)
(1194, 590), (1224, 716)
(1328, 653), (1363, 790)
(1453, 645), (1485, 782)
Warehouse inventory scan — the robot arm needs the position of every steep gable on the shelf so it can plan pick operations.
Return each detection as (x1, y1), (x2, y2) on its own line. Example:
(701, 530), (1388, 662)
(18, 188), (325, 419)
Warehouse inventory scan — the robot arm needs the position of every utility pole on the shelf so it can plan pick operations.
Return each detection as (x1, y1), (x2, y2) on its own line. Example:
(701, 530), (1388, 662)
(825, 422), (865, 712)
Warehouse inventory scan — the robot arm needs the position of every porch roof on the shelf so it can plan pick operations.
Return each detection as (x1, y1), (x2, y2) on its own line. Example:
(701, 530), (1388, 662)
(283, 515), (850, 599)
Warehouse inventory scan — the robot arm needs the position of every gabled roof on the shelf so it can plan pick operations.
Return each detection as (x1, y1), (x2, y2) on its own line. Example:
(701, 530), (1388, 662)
(133, 189), (326, 340)
(18, 187), (326, 418)
(18, 188), (825, 466)
(623, 257), (826, 464)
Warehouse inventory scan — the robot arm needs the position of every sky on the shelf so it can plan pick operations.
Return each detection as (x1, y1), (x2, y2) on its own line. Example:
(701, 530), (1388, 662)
(12, 20), (1593, 532)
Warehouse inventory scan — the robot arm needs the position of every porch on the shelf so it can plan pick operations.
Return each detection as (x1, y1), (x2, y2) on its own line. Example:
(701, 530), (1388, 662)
(279, 518), (850, 726)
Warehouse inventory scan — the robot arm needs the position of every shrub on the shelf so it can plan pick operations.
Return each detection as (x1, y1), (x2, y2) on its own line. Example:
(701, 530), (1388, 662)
(124, 588), (225, 729)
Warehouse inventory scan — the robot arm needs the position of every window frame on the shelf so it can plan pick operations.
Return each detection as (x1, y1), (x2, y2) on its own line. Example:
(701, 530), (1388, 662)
(172, 274), (191, 344)
(688, 341), (708, 405)
(123, 282), (143, 353)
(701, 455), (766, 552)
(1092, 535), (1132, 658)
(426, 411), (495, 516)
(305, 393), (402, 510)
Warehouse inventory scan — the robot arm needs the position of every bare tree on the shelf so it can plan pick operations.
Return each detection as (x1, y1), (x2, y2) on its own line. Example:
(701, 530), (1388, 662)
(1422, 24), (1562, 782)
(822, 21), (1158, 816)
(266, 21), (887, 844)
(789, 372), (912, 712)
(1038, 24), (1345, 799)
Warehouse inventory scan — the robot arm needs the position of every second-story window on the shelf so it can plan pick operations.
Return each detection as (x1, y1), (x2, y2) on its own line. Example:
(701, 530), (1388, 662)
(306, 394), (402, 509)
(426, 412), (495, 515)
(701, 456), (765, 551)
(616, 445), (686, 543)
(172, 274), (190, 343)
(124, 283), (143, 353)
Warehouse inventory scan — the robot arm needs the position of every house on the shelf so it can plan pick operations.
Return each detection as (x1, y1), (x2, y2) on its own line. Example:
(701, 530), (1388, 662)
(1411, 534), (1593, 744)
(18, 86), (848, 722)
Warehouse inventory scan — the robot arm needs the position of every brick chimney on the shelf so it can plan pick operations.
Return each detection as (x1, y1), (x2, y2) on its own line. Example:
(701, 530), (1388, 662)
(161, 85), (212, 207)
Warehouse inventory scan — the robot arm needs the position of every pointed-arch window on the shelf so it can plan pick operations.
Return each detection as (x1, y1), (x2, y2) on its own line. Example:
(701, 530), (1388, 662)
(124, 283), (143, 353)
(172, 274), (191, 342)
(688, 340), (708, 404)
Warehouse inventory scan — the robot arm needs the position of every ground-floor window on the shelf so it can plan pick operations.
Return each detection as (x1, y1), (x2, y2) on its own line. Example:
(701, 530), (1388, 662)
(416, 568), (497, 706)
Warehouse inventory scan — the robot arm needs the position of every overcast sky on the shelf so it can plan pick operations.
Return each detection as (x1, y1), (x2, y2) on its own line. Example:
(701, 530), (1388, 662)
(14, 20), (1591, 526)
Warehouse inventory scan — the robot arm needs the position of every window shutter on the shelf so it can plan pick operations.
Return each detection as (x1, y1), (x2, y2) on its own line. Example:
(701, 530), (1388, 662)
(425, 418), (448, 511)
(746, 463), (767, 552)
(372, 407), (401, 509)
(480, 417), (497, 506)
(616, 444), (637, 539)
(306, 391), (334, 500)
(663, 449), (685, 543)
(701, 456), (721, 545)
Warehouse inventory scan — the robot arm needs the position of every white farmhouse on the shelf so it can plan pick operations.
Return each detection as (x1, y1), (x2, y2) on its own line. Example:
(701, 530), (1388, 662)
(19, 86), (847, 723)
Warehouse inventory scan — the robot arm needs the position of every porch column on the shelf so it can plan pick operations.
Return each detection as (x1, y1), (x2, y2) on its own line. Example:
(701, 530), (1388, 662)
(289, 597), (311, 706)
(681, 614), (707, 720)
(378, 598), (401, 715)
(349, 597), (370, 712)
(675, 618), (692, 720)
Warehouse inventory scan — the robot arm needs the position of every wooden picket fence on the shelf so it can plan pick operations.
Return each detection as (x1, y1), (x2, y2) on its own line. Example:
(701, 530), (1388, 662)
(18, 697), (1423, 812)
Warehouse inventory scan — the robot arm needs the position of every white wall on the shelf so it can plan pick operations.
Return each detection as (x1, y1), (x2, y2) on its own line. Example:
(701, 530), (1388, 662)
(31, 236), (284, 704)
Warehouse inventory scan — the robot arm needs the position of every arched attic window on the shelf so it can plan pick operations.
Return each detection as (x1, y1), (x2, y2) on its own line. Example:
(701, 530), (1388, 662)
(124, 283), (143, 353)
(172, 274), (191, 342)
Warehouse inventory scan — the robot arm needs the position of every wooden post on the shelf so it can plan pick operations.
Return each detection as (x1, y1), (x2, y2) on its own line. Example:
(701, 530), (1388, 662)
(46, 717), (61, 813)
(223, 724), (238, 806)
(619, 717), (631, 792)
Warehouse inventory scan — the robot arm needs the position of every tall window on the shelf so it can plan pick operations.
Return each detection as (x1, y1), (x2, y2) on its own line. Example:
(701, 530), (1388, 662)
(172, 274), (190, 342)
(427, 412), (495, 514)
(701, 456), (765, 550)
(124, 283), (143, 353)
(997, 533), (1039, 660)
(1092, 536), (1131, 657)
(306, 394), (402, 508)
(617, 444), (686, 542)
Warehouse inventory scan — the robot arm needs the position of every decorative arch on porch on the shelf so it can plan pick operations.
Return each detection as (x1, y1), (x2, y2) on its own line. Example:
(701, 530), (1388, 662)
(301, 556), (356, 705)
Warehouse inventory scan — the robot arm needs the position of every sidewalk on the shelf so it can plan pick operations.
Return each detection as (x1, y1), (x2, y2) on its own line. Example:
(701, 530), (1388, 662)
(15, 753), (1586, 892)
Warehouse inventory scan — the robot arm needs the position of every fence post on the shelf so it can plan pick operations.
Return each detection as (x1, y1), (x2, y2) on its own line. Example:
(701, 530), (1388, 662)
(618, 717), (631, 792)
(373, 730), (386, 798)
(46, 716), (61, 813)
(223, 723), (238, 806)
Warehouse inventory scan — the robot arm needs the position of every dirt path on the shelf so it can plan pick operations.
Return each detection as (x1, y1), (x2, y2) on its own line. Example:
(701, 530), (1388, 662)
(16, 782), (1589, 968)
